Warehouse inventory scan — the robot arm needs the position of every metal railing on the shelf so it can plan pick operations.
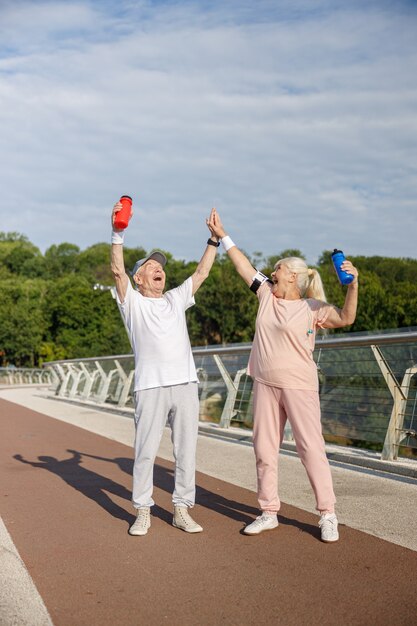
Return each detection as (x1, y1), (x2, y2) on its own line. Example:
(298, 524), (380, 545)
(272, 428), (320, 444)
(43, 329), (417, 462)
(0, 367), (56, 386)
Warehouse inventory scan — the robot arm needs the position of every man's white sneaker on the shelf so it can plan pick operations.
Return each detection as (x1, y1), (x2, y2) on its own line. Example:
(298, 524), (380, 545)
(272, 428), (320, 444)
(319, 513), (339, 543)
(129, 507), (151, 536)
(172, 506), (203, 533)
(243, 513), (279, 535)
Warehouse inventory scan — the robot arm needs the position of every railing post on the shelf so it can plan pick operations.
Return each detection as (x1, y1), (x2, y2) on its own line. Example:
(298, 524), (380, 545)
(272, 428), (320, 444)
(213, 354), (246, 428)
(69, 365), (83, 399)
(94, 360), (118, 404)
(113, 360), (134, 407)
(44, 366), (59, 389)
(117, 371), (134, 407)
(370, 345), (416, 461)
(79, 363), (96, 399)
(54, 364), (72, 397)
(92, 361), (107, 402)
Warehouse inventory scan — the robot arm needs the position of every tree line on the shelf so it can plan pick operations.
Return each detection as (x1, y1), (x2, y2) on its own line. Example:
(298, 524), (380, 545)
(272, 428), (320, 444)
(0, 232), (416, 367)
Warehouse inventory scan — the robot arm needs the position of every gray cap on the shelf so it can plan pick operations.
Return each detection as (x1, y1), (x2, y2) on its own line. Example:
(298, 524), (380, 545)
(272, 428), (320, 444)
(131, 250), (167, 277)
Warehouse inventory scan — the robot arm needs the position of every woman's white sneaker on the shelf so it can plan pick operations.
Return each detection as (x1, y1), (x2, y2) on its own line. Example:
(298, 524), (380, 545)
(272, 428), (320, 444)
(243, 513), (279, 535)
(319, 513), (339, 543)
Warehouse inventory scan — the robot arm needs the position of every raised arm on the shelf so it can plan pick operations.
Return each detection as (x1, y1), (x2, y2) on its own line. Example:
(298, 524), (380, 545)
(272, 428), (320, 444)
(323, 260), (359, 329)
(207, 209), (256, 286)
(110, 201), (131, 302)
(191, 208), (220, 295)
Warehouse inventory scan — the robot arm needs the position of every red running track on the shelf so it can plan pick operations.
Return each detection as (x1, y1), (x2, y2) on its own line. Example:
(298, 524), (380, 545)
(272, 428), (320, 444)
(1, 398), (416, 626)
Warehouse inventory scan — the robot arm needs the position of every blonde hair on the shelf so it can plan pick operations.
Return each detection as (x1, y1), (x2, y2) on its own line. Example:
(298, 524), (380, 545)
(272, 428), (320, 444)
(277, 257), (327, 301)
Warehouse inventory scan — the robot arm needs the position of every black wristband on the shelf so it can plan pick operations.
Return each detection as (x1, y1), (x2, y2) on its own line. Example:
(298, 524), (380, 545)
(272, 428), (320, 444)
(207, 238), (220, 247)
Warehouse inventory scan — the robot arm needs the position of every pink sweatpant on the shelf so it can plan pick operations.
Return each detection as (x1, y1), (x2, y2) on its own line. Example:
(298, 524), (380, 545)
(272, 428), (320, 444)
(252, 381), (336, 513)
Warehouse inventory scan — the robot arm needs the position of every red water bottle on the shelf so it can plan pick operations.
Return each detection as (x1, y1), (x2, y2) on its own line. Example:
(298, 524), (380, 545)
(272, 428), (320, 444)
(114, 195), (132, 229)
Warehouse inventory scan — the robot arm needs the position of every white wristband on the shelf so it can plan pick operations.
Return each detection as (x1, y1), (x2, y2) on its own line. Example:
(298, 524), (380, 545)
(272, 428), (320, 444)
(221, 235), (235, 252)
(111, 230), (125, 245)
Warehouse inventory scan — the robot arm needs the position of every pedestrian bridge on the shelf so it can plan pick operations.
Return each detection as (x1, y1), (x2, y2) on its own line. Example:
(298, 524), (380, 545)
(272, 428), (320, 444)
(1, 383), (416, 626)
(3, 327), (416, 461)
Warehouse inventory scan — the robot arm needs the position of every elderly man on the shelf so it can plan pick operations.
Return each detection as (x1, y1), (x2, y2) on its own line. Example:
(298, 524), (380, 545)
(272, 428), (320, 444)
(111, 201), (219, 536)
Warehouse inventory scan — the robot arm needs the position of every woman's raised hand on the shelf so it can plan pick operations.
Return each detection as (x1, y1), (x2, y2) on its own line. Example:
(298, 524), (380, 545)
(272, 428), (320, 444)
(207, 208), (226, 239)
(341, 259), (359, 284)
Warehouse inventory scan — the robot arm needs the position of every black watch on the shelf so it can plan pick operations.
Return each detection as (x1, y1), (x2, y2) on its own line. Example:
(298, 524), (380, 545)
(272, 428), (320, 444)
(207, 238), (220, 247)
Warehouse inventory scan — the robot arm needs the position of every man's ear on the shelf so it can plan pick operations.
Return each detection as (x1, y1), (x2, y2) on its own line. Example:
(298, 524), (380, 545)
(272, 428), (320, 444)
(133, 273), (141, 287)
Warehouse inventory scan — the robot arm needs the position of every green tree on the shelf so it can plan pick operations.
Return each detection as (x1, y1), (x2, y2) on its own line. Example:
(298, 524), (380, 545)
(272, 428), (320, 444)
(77, 243), (113, 283)
(261, 249), (306, 278)
(44, 243), (80, 278)
(187, 253), (259, 345)
(0, 279), (47, 366)
(0, 232), (42, 276)
(43, 275), (131, 359)
(1, 231), (417, 365)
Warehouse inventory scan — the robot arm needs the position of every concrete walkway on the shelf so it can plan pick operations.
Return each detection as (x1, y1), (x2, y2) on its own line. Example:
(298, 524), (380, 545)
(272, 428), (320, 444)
(1, 386), (416, 626)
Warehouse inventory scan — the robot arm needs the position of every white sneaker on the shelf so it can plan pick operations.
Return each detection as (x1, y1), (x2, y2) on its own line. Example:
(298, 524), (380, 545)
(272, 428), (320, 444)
(172, 506), (203, 533)
(129, 507), (151, 536)
(319, 513), (339, 543)
(243, 513), (279, 535)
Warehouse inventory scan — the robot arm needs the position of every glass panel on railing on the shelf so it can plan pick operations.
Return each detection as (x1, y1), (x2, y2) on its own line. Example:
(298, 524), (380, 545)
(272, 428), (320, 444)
(40, 330), (417, 458)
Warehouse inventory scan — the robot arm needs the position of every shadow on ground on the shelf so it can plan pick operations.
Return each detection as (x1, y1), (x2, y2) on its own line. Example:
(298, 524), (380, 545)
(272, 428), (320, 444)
(13, 449), (319, 538)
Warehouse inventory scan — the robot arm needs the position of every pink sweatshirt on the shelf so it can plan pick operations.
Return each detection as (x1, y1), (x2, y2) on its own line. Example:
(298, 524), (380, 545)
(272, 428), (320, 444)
(247, 282), (334, 391)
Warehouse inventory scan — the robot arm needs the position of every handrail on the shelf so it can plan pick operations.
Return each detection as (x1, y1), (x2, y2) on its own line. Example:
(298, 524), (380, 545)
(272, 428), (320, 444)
(41, 329), (417, 462)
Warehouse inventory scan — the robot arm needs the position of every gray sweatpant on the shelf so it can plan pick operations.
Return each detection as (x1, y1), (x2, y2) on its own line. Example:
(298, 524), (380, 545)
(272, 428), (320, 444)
(132, 382), (199, 509)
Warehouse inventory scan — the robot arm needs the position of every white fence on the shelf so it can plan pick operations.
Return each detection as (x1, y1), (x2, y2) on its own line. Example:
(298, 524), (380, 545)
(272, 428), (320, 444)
(43, 329), (417, 462)
(0, 367), (56, 386)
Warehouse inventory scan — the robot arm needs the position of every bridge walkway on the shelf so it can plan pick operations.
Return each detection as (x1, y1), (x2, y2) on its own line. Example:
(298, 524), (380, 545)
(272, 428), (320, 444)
(0, 387), (416, 626)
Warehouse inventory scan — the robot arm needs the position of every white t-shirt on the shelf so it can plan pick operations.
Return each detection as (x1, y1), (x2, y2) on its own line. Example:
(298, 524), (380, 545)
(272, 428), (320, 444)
(117, 277), (198, 391)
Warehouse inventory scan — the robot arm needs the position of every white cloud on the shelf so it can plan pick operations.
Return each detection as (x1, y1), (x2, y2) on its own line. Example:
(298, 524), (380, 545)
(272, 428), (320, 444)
(0, 0), (416, 265)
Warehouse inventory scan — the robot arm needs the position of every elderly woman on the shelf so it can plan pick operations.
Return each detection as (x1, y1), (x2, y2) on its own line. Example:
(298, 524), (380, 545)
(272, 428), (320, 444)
(208, 209), (358, 542)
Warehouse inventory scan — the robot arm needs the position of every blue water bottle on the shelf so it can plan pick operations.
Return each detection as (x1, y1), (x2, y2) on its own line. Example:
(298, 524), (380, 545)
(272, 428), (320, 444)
(331, 249), (354, 285)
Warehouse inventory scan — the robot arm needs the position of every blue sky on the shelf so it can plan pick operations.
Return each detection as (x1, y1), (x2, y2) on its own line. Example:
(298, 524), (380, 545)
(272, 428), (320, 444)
(0, 0), (416, 264)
